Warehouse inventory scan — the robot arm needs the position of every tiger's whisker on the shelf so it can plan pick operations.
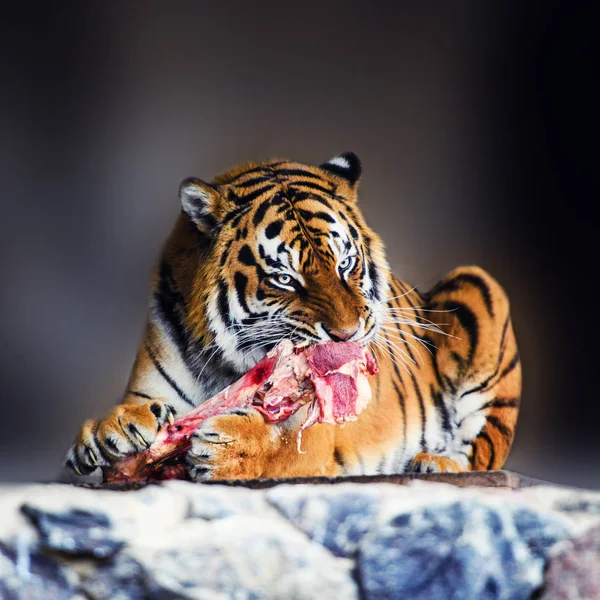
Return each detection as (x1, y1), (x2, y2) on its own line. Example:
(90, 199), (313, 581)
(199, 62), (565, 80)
(377, 326), (426, 363)
(372, 335), (413, 376)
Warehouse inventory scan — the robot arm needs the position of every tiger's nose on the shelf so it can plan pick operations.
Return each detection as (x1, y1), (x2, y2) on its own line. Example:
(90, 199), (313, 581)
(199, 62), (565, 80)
(324, 325), (360, 342)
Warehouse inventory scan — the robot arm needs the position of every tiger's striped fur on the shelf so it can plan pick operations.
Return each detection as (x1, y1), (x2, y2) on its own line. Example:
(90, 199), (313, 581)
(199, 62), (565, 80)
(66, 153), (521, 479)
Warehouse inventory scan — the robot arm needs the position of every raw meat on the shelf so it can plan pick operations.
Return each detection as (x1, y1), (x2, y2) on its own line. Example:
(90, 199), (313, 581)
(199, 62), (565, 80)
(104, 340), (378, 482)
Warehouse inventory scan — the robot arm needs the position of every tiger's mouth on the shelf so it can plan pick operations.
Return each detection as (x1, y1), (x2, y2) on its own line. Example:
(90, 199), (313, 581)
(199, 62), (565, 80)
(232, 308), (383, 369)
(271, 327), (379, 351)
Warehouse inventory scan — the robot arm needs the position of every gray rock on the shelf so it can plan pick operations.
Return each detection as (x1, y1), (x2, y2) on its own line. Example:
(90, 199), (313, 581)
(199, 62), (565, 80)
(136, 517), (358, 600)
(3, 479), (600, 600)
(541, 524), (600, 600)
(21, 504), (124, 558)
(358, 498), (570, 600)
(556, 497), (600, 515)
(77, 553), (148, 600)
(267, 484), (382, 557)
(165, 480), (277, 520)
(0, 540), (79, 600)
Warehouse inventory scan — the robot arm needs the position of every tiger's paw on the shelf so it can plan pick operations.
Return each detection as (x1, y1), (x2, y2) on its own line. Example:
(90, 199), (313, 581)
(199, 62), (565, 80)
(408, 452), (463, 474)
(186, 408), (276, 481)
(65, 400), (175, 476)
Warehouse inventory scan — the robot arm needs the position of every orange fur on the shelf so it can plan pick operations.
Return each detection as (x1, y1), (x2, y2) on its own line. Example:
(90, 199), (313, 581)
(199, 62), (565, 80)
(66, 154), (521, 479)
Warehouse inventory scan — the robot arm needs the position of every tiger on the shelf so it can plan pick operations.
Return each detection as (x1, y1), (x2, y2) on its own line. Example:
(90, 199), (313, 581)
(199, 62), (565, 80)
(65, 153), (521, 480)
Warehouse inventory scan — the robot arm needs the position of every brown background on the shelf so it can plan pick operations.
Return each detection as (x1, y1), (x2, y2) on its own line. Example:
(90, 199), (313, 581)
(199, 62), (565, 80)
(1, 2), (597, 487)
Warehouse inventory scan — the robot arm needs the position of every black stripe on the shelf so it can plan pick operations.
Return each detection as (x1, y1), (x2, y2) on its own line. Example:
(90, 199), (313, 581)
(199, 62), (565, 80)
(265, 220), (283, 239)
(298, 209), (336, 223)
(240, 311), (269, 325)
(154, 259), (189, 360)
(443, 301), (479, 367)
(444, 376), (457, 396)
(450, 351), (464, 367)
(491, 398), (519, 408)
(253, 199), (271, 226)
(220, 240), (233, 266)
(486, 415), (513, 442)
(431, 385), (452, 433)
(226, 188), (243, 205)
(499, 314), (510, 351)
(144, 343), (194, 407)
(225, 162), (284, 184)
(234, 175), (272, 188)
(285, 320), (320, 340)
(217, 280), (232, 326)
(241, 184), (275, 204)
(468, 351), (520, 398)
(496, 352), (520, 384)
(305, 225), (330, 237)
(334, 448), (346, 469)
(220, 204), (252, 227)
(226, 166), (269, 183)
(234, 272), (250, 313)
(480, 397), (520, 410)
(478, 431), (496, 470)
(469, 441), (478, 468)
(127, 390), (152, 400)
(368, 260), (381, 301)
(238, 244), (256, 266)
(275, 168), (323, 180)
(393, 379), (407, 445)
(229, 211), (247, 230)
(409, 370), (427, 449)
(459, 316), (511, 399)
(289, 180), (335, 197)
(424, 338), (447, 392)
(429, 273), (495, 317)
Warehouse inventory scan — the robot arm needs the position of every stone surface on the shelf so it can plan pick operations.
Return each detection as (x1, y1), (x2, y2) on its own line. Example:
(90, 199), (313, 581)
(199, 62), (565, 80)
(142, 517), (356, 600)
(1, 477), (599, 599)
(358, 498), (570, 600)
(0, 541), (80, 600)
(21, 505), (124, 558)
(166, 479), (278, 520)
(267, 484), (382, 557)
(541, 524), (600, 600)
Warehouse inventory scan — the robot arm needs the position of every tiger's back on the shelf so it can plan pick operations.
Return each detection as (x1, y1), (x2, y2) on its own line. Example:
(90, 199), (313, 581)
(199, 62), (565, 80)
(331, 267), (521, 476)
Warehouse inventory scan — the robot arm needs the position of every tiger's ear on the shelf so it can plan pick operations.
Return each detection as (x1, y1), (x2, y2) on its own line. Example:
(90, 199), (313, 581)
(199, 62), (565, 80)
(179, 177), (221, 233)
(319, 152), (362, 188)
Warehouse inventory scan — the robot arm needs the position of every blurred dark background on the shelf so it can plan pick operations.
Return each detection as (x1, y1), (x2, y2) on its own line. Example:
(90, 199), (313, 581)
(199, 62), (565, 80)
(1, 3), (597, 487)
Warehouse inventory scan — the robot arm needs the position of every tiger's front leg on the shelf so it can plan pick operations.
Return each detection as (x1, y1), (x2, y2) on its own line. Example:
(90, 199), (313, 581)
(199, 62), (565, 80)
(187, 407), (338, 480)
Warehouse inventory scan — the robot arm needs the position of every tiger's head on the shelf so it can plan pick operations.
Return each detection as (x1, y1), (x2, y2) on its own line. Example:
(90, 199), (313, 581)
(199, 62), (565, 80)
(179, 153), (391, 373)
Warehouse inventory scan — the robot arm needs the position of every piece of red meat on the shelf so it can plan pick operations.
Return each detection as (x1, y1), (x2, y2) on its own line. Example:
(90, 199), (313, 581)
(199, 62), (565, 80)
(104, 340), (378, 483)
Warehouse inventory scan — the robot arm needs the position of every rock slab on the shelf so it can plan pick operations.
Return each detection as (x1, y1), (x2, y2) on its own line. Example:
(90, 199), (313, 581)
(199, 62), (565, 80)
(1, 479), (599, 599)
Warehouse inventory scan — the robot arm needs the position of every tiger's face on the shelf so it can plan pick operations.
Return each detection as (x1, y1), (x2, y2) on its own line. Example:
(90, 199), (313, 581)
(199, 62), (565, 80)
(181, 153), (390, 372)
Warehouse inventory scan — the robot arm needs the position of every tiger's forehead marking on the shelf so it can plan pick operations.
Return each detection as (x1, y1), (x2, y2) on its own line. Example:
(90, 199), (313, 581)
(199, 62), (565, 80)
(253, 197), (354, 278)
(222, 161), (360, 277)
(257, 225), (305, 284)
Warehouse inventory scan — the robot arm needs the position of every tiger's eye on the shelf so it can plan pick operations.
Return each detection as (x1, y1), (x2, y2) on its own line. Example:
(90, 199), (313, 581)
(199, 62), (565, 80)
(339, 257), (351, 270)
(277, 274), (292, 285)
